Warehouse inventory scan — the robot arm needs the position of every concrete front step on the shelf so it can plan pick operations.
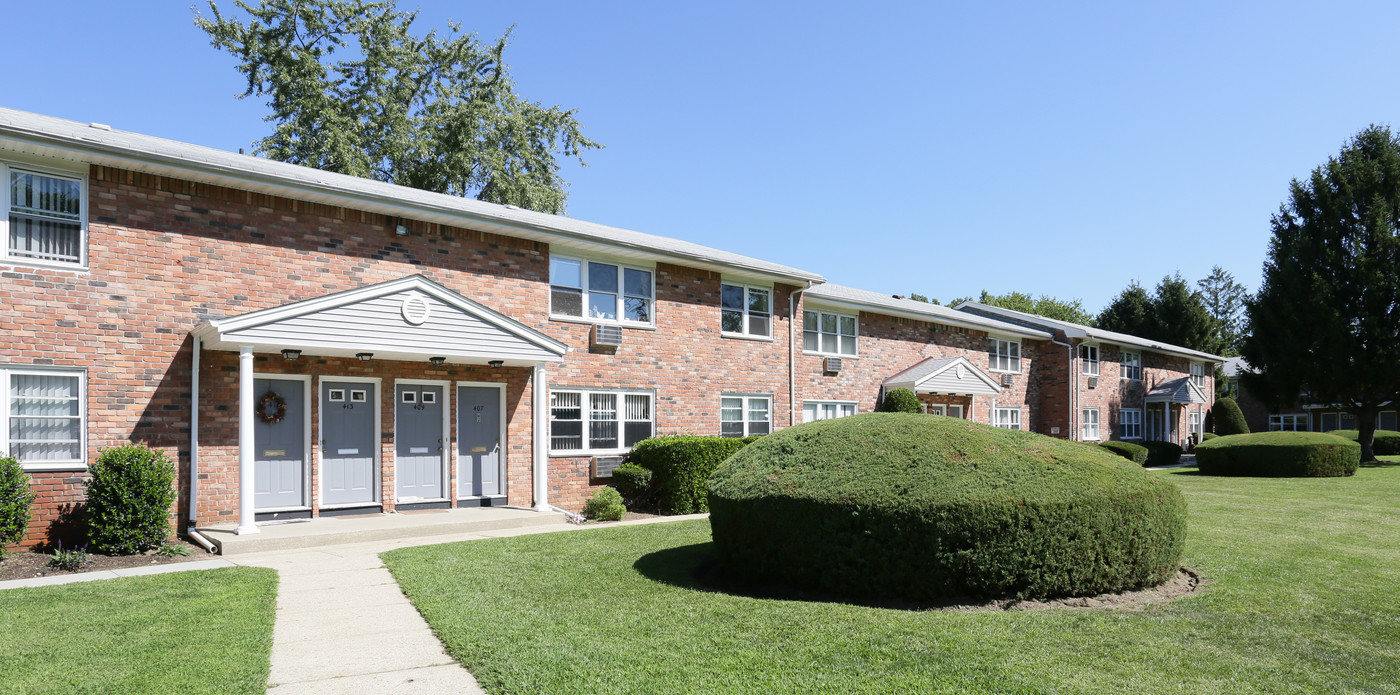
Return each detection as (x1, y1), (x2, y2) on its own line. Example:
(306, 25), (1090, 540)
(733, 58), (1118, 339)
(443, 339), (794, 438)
(196, 506), (567, 555)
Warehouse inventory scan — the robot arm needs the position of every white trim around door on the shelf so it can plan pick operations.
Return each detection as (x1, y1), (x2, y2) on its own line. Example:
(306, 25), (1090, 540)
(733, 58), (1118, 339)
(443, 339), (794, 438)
(252, 372), (313, 512)
(317, 375), (383, 510)
(455, 380), (508, 502)
(394, 378), (452, 505)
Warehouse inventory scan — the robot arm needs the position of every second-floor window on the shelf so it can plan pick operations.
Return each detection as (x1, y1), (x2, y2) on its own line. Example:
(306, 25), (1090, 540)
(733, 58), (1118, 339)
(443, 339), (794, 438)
(721, 284), (771, 338)
(549, 256), (653, 325)
(803, 310), (857, 356)
(1080, 344), (1099, 376)
(1121, 350), (1142, 381)
(6, 166), (85, 267)
(988, 338), (1020, 373)
(1190, 362), (1205, 389)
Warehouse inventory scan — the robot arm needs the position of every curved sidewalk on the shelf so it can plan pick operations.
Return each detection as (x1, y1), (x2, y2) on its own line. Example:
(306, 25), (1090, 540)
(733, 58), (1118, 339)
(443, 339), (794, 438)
(231, 513), (706, 694)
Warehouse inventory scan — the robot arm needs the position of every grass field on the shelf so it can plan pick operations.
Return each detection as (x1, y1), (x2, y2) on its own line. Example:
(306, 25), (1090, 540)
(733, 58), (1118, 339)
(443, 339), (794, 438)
(0, 567), (277, 694)
(384, 465), (1400, 694)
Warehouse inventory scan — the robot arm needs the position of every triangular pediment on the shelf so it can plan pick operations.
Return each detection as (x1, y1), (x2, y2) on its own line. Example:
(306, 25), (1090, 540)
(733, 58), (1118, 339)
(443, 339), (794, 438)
(883, 356), (1003, 396)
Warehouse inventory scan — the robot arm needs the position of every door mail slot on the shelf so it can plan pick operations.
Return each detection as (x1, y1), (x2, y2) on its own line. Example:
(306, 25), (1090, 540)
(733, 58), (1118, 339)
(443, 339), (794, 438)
(408, 447), (430, 454)
(470, 446), (488, 453)
(262, 449), (286, 457)
(337, 448), (360, 455)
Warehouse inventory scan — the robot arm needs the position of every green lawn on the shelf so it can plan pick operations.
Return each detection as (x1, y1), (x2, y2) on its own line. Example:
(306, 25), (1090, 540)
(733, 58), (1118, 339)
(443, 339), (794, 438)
(384, 467), (1400, 695)
(0, 567), (277, 695)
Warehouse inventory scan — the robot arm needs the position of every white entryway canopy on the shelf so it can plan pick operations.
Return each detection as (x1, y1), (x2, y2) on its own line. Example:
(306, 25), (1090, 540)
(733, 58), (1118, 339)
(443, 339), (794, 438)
(1145, 377), (1209, 404)
(192, 274), (567, 366)
(883, 356), (1003, 396)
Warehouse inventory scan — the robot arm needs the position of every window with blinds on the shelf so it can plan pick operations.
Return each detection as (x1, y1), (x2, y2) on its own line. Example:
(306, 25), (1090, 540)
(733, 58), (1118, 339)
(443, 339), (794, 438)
(549, 390), (653, 454)
(4, 370), (84, 465)
(7, 168), (84, 266)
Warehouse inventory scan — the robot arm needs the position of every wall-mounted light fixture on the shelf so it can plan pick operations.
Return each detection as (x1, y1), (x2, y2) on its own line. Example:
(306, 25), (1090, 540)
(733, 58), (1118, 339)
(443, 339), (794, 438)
(395, 217), (409, 236)
(281, 349), (302, 361)
(488, 360), (504, 369)
(429, 356), (447, 366)
(356, 352), (374, 362)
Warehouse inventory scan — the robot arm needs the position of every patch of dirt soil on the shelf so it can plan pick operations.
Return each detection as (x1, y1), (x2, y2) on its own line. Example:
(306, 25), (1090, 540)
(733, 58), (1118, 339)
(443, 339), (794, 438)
(0, 540), (208, 581)
(946, 568), (1206, 611)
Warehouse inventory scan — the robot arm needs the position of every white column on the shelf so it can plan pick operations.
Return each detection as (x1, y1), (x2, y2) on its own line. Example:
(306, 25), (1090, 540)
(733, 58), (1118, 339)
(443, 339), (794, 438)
(532, 364), (549, 512)
(236, 346), (259, 535)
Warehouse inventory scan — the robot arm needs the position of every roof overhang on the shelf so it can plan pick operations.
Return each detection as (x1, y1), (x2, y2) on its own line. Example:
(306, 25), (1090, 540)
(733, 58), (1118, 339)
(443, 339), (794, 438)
(883, 356), (1004, 396)
(192, 275), (567, 367)
(803, 296), (1052, 340)
(1145, 378), (1209, 404)
(955, 302), (1227, 363)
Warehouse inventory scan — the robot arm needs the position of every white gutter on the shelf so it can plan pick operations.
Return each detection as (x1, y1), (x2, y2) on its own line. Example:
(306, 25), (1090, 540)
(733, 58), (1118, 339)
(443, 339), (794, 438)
(532, 365), (549, 512)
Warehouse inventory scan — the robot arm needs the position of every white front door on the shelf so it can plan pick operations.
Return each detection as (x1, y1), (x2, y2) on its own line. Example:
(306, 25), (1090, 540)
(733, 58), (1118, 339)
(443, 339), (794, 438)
(929, 405), (946, 416)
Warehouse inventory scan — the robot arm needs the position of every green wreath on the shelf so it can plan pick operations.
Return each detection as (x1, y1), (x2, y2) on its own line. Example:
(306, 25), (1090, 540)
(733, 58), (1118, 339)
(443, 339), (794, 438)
(257, 390), (287, 425)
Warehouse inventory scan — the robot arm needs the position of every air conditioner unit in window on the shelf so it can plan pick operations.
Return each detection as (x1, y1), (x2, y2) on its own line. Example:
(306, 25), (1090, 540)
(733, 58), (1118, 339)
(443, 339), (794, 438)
(591, 324), (623, 348)
(1087, 376), (1099, 389)
(592, 455), (625, 479)
(1000, 373), (1015, 387)
(823, 357), (843, 374)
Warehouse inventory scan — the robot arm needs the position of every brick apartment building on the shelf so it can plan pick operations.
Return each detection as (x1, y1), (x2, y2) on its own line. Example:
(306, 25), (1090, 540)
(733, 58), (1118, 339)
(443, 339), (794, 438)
(0, 107), (1221, 547)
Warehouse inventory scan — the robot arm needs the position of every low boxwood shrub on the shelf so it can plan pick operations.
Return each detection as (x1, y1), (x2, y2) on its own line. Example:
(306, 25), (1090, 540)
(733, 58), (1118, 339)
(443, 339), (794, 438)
(610, 463), (653, 502)
(1195, 432), (1359, 477)
(1329, 429), (1400, 456)
(708, 413), (1187, 601)
(1098, 440), (1148, 465)
(0, 455), (35, 561)
(582, 487), (626, 521)
(1211, 398), (1250, 435)
(627, 436), (756, 514)
(85, 444), (177, 555)
(1142, 441), (1183, 467)
(878, 387), (920, 413)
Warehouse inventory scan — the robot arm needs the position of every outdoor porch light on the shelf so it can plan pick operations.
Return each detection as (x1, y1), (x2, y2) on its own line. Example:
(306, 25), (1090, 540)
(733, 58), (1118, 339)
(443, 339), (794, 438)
(429, 356), (447, 366)
(488, 360), (504, 369)
(280, 349), (302, 361)
(356, 352), (374, 362)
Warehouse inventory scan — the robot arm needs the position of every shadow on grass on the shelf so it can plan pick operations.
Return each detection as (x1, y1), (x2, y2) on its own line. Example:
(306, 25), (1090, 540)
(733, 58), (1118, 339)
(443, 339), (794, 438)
(1360, 460), (1400, 468)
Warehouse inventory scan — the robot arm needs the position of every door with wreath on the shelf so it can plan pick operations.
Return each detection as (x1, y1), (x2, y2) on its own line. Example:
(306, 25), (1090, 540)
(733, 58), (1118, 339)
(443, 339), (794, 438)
(253, 377), (306, 509)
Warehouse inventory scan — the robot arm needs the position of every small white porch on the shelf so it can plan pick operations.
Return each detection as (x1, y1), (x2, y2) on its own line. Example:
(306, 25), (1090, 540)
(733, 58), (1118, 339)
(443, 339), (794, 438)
(1145, 377), (1210, 445)
(883, 355), (1003, 421)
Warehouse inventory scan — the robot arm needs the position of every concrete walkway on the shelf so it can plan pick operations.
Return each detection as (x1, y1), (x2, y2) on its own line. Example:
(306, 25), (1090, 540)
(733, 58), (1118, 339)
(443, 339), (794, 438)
(232, 513), (707, 694)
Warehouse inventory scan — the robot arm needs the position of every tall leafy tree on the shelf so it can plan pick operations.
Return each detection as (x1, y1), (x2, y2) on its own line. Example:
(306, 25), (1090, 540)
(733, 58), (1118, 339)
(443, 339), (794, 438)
(1243, 125), (1400, 461)
(1197, 265), (1249, 356)
(947, 290), (1094, 325)
(1095, 282), (1154, 338)
(196, 0), (601, 214)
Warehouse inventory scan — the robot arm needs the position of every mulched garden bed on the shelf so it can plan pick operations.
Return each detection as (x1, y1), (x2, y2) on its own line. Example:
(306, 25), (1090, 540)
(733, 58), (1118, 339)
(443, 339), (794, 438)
(0, 539), (208, 581)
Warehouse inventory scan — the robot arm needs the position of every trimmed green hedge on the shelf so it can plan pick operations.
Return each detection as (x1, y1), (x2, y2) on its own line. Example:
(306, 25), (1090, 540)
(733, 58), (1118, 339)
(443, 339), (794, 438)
(85, 444), (177, 555)
(1329, 429), (1400, 456)
(1212, 398), (1250, 435)
(1099, 440), (1149, 465)
(626, 435), (759, 514)
(1202, 432), (1219, 442)
(708, 413), (1187, 601)
(610, 463), (653, 501)
(878, 388), (920, 413)
(0, 455), (34, 561)
(583, 487), (626, 521)
(1142, 441), (1183, 467)
(1194, 432), (1359, 477)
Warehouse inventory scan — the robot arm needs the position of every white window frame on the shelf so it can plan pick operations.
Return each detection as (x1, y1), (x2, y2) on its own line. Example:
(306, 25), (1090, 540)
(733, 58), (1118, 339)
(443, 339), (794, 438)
(988, 338), (1021, 373)
(722, 394), (772, 437)
(1119, 409), (1143, 440)
(1190, 362), (1205, 389)
(803, 400), (858, 423)
(2, 161), (89, 270)
(992, 406), (1021, 430)
(1080, 344), (1100, 376)
(2, 366), (87, 471)
(720, 283), (773, 340)
(948, 404), (964, 419)
(1120, 350), (1142, 381)
(548, 389), (654, 456)
(1269, 414), (1308, 432)
(1082, 407), (1101, 440)
(803, 310), (858, 357)
(548, 254), (655, 327)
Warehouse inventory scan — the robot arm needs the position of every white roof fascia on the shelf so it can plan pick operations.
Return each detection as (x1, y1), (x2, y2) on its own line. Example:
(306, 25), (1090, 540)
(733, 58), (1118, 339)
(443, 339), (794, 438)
(0, 107), (824, 285)
(955, 302), (1226, 363)
(803, 294), (1052, 340)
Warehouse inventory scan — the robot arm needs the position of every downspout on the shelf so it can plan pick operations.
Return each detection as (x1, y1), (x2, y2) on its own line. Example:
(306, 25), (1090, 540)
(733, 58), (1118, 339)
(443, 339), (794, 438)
(789, 285), (811, 426)
(185, 337), (215, 553)
(1051, 338), (1072, 439)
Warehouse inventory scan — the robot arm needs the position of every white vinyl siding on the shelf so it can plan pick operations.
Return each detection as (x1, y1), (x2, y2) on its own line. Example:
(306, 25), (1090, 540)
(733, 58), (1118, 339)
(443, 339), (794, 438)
(992, 407), (1021, 430)
(4, 165), (86, 268)
(1082, 407), (1100, 440)
(721, 284), (772, 338)
(1120, 409), (1143, 439)
(722, 395), (771, 437)
(549, 390), (652, 454)
(549, 256), (654, 325)
(803, 400), (857, 423)
(803, 310), (857, 356)
(1121, 350), (1142, 381)
(1269, 414), (1308, 432)
(3, 368), (85, 469)
(1190, 362), (1205, 389)
(1080, 345), (1099, 376)
(988, 339), (1020, 373)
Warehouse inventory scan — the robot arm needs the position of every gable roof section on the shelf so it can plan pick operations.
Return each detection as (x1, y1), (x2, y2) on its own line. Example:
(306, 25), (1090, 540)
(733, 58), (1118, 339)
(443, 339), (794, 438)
(883, 356), (1003, 396)
(1145, 377), (1209, 404)
(0, 107), (823, 285)
(192, 275), (567, 366)
(804, 284), (1053, 339)
(954, 301), (1227, 363)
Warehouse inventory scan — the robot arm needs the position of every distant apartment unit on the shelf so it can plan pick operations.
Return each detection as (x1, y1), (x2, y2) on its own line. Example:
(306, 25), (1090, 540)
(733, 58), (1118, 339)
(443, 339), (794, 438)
(0, 107), (1222, 547)
(1222, 358), (1396, 434)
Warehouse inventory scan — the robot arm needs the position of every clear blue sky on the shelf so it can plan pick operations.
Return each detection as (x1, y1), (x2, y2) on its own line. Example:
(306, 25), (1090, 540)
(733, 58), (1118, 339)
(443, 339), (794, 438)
(4, 1), (1396, 311)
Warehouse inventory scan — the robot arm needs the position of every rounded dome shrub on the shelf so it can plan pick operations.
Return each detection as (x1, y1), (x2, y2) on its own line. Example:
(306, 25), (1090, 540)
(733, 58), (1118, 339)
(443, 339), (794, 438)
(1329, 429), (1400, 456)
(707, 413), (1187, 601)
(1195, 431), (1359, 477)
(878, 388), (920, 413)
(1099, 440), (1149, 465)
(1211, 398), (1250, 435)
(1142, 440), (1183, 467)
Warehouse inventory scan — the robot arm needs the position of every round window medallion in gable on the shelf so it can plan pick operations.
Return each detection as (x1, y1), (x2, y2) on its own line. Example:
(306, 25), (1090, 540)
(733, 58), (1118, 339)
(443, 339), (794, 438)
(954, 363), (965, 380)
(401, 295), (432, 325)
